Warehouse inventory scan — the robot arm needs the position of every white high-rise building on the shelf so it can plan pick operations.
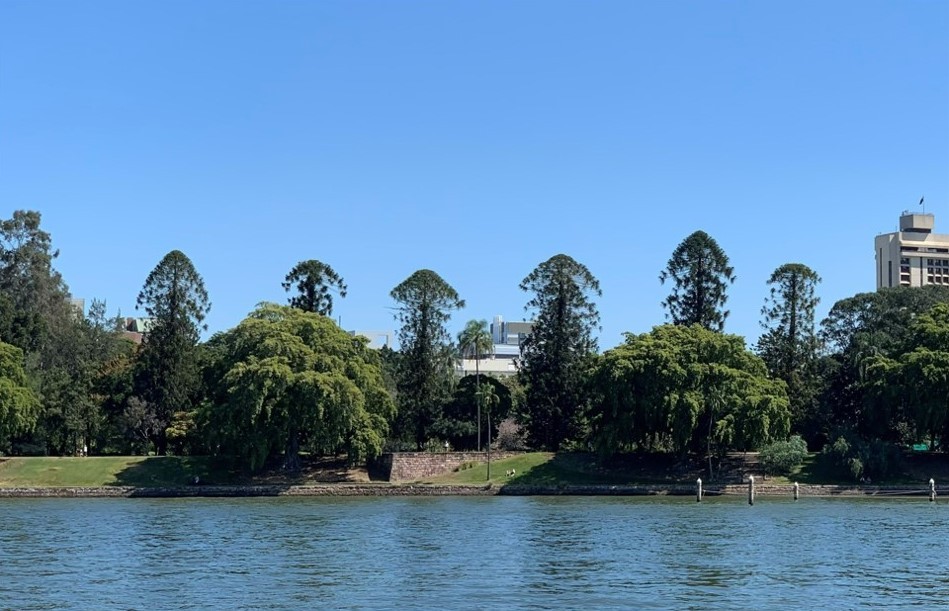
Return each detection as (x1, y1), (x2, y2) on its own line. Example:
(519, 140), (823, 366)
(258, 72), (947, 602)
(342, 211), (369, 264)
(875, 212), (949, 289)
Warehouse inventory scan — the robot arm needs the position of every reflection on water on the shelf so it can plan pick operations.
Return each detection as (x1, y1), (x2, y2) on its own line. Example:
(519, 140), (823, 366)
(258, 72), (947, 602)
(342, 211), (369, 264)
(0, 496), (947, 610)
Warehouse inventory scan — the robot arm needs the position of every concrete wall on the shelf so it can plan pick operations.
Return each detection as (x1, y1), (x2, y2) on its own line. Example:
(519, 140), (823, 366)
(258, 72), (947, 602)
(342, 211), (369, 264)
(371, 451), (524, 482)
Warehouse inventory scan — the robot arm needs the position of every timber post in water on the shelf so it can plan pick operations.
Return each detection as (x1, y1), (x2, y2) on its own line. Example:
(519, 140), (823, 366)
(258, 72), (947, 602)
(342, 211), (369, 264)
(748, 475), (755, 506)
(794, 482), (799, 501)
(696, 478), (703, 503)
(930, 479), (936, 503)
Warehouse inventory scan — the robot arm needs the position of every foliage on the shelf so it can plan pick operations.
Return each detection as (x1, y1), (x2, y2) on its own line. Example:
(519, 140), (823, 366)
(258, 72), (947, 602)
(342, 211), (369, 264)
(819, 288), (949, 447)
(203, 304), (394, 471)
(592, 324), (790, 458)
(282, 259), (347, 316)
(758, 435), (808, 475)
(458, 319), (493, 361)
(857, 303), (949, 451)
(457, 319), (493, 449)
(756, 263), (822, 437)
(434, 375), (512, 450)
(818, 435), (903, 482)
(659, 230), (735, 331)
(0, 210), (71, 354)
(390, 269), (464, 449)
(495, 417), (528, 451)
(0, 341), (41, 452)
(518, 254), (601, 451)
(135, 250), (211, 455)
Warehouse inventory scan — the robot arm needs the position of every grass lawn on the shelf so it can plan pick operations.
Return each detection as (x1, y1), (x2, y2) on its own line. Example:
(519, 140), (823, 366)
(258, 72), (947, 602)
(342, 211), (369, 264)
(0, 454), (371, 488)
(424, 453), (555, 485)
(424, 452), (704, 486)
(0, 456), (245, 488)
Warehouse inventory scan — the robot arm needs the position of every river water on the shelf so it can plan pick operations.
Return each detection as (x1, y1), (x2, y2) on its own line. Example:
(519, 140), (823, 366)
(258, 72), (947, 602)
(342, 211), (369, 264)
(0, 496), (946, 609)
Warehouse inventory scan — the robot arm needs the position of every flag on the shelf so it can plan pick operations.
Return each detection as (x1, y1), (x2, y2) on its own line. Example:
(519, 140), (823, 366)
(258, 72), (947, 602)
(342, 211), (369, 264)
(920, 196), (925, 206)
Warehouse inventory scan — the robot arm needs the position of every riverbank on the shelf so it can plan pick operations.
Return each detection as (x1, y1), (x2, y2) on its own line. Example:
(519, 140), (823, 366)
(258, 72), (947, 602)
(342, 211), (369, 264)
(0, 482), (942, 498)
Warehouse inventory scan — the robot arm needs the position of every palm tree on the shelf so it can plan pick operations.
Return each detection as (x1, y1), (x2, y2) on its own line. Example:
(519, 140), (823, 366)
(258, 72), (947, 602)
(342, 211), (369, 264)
(477, 382), (500, 480)
(458, 319), (493, 450)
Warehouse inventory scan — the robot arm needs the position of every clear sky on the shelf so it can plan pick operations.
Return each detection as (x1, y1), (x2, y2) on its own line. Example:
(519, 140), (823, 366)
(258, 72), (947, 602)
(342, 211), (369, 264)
(1, 1), (947, 349)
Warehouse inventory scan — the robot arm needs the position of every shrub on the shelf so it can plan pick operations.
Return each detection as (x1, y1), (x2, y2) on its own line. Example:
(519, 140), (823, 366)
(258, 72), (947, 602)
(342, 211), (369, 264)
(758, 435), (808, 475)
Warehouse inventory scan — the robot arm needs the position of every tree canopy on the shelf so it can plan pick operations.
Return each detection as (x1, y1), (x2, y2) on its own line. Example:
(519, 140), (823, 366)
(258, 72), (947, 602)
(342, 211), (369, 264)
(592, 324), (790, 458)
(518, 254), (601, 450)
(282, 259), (347, 316)
(0, 341), (40, 451)
(390, 269), (464, 449)
(660, 231), (735, 331)
(756, 263), (822, 435)
(203, 304), (394, 471)
(135, 250), (211, 455)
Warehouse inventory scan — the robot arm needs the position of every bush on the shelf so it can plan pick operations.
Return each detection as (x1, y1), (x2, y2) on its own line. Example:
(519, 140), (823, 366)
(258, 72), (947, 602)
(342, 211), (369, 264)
(759, 435), (808, 475)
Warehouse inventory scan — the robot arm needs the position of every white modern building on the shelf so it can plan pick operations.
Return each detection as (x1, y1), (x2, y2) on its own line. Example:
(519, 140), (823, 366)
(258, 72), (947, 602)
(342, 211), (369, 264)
(875, 212), (949, 289)
(458, 315), (534, 377)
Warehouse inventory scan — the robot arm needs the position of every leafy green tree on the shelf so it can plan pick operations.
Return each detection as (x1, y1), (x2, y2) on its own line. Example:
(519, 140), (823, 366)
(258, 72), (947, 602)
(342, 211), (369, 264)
(0, 341), (41, 452)
(756, 263), (822, 436)
(390, 269), (464, 449)
(0, 211), (122, 455)
(135, 250), (211, 455)
(203, 304), (394, 471)
(39, 299), (136, 455)
(434, 375), (512, 450)
(282, 259), (348, 316)
(457, 319), (493, 449)
(518, 254), (601, 451)
(818, 286), (949, 442)
(0, 210), (71, 354)
(660, 231), (735, 331)
(592, 325), (790, 463)
(866, 303), (949, 451)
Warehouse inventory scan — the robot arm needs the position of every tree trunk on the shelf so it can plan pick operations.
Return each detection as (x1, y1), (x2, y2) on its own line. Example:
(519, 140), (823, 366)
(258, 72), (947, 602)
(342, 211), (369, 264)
(285, 429), (302, 472)
(476, 356), (481, 451)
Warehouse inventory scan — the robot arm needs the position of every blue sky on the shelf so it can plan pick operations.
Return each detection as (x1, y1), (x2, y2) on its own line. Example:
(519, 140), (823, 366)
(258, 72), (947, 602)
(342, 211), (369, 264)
(1, 1), (947, 349)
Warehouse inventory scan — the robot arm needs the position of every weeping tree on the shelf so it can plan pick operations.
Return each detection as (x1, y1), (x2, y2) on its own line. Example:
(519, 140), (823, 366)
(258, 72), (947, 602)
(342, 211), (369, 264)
(518, 254), (601, 451)
(592, 325), (791, 469)
(203, 304), (394, 472)
(458, 319), (493, 450)
(282, 259), (347, 316)
(390, 270), (465, 449)
(0, 341), (41, 452)
(660, 231), (735, 331)
(135, 250), (210, 455)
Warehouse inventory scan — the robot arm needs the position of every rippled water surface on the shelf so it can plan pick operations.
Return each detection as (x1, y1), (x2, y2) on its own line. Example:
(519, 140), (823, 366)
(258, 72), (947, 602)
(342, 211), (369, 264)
(1, 496), (947, 609)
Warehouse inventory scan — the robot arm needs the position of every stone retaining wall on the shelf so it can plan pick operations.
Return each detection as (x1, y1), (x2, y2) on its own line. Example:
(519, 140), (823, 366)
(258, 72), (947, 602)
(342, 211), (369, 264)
(0, 483), (940, 498)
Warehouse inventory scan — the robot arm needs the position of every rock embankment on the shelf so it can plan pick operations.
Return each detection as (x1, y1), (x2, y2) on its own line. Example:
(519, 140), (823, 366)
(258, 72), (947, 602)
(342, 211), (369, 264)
(0, 483), (939, 498)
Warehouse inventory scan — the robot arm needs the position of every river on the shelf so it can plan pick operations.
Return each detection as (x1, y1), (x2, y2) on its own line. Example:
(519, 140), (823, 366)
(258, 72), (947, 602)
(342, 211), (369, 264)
(0, 496), (947, 609)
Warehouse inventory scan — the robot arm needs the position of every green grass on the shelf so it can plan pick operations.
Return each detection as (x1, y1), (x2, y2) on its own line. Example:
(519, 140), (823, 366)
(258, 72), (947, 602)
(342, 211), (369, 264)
(0, 456), (245, 488)
(424, 453), (555, 485)
(424, 452), (703, 486)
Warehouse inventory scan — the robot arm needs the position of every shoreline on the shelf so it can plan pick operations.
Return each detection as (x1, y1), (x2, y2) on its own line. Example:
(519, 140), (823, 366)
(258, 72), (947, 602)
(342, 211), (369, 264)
(0, 482), (940, 498)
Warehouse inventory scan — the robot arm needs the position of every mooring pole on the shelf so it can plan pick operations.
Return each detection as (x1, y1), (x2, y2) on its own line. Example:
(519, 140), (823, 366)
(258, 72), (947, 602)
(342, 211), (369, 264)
(748, 475), (755, 506)
(930, 478), (936, 503)
(696, 478), (703, 503)
(793, 482), (799, 501)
